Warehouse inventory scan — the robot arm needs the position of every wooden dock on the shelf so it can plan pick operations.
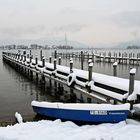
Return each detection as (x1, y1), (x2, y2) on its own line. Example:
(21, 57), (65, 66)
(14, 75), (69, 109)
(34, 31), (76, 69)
(2, 51), (140, 108)
(54, 51), (140, 66)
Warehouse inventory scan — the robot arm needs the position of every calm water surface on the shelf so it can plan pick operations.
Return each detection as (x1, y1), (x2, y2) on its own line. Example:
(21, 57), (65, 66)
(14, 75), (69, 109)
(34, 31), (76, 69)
(0, 49), (140, 123)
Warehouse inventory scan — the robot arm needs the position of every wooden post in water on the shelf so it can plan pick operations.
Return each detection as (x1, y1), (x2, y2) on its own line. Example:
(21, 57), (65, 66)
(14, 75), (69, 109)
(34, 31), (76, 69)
(69, 58), (75, 100)
(113, 62), (117, 77)
(92, 53), (94, 62)
(30, 50), (32, 56)
(30, 55), (33, 79)
(122, 53), (124, 64)
(54, 59), (56, 70)
(35, 55), (38, 65)
(40, 49), (42, 61)
(129, 68), (136, 95)
(24, 55), (26, 62)
(129, 68), (136, 109)
(30, 55), (32, 63)
(54, 50), (57, 59)
(70, 58), (73, 73)
(129, 53), (131, 64)
(133, 53), (135, 65)
(42, 56), (45, 67)
(49, 56), (52, 63)
(58, 57), (61, 65)
(27, 54), (29, 59)
(118, 52), (121, 64)
(41, 57), (45, 84)
(35, 55), (38, 80)
(137, 54), (139, 65)
(87, 62), (93, 93)
(88, 62), (93, 82)
(81, 51), (84, 70)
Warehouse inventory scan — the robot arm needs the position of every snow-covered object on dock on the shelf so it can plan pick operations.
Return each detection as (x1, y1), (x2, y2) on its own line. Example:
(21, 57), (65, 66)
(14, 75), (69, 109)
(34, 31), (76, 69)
(31, 101), (130, 123)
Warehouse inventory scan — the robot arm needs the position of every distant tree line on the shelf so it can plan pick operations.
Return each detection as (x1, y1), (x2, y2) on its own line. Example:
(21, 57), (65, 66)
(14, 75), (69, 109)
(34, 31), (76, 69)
(0, 44), (73, 50)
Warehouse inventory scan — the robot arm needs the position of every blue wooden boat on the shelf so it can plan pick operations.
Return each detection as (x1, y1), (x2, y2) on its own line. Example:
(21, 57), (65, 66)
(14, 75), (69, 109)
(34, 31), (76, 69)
(31, 101), (130, 123)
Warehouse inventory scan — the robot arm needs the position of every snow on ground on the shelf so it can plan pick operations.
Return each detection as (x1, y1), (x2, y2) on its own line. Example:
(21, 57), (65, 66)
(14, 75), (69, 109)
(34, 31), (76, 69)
(0, 119), (140, 140)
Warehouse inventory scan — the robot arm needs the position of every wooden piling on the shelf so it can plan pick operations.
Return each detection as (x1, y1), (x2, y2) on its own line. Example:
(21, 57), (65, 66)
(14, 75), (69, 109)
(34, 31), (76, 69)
(92, 53), (94, 62)
(81, 51), (84, 70)
(70, 59), (73, 73)
(40, 49), (42, 61)
(30, 50), (32, 55)
(88, 63), (93, 82)
(35, 55), (38, 80)
(113, 62), (117, 77)
(58, 57), (61, 65)
(129, 68), (136, 95)
(54, 59), (56, 70)
(54, 50), (57, 59)
(128, 68), (136, 109)
(49, 56), (52, 63)
(42, 57), (45, 67)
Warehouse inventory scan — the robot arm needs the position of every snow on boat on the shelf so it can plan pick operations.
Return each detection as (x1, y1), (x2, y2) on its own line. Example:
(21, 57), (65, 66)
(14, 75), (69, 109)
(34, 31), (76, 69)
(31, 101), (130, 123)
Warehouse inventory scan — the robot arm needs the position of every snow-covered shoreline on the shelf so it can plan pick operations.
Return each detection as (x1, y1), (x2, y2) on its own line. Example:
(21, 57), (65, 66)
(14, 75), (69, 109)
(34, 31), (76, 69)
(0, 119), (140, 140)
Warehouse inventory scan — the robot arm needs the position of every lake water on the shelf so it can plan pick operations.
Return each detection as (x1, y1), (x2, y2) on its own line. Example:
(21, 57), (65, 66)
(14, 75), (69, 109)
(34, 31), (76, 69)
(0, 48), (140, 124)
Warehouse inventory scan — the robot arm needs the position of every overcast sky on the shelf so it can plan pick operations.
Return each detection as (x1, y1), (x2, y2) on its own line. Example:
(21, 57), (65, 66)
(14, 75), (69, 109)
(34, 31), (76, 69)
(0, 0), (140, 46)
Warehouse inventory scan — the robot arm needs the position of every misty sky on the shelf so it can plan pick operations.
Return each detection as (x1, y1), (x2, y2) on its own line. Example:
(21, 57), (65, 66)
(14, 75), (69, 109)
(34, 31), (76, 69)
(0, 0), (140, 46)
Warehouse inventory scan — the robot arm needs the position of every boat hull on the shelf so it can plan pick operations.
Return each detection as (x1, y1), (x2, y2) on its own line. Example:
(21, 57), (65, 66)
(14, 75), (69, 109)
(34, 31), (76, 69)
(32, 105), (129, 123)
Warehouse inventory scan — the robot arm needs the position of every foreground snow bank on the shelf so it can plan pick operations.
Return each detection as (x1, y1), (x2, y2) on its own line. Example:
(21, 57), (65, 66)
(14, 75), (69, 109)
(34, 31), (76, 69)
(0, 119), (140, 140)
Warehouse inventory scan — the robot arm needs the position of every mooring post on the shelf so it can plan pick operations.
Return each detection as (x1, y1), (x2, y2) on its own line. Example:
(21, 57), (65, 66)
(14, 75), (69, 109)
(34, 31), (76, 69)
(54, 50), (57, 59)
(129, 68), (136, 95)
(42, 56), (45, 67)
(129, 53), (131, 64)
(35, 55), (38, 65)
(129, 68), (136, 109)
(53, 59), (57, 78)
(24, 55), (26, 62)
(88, 62), (93, 82)
(30, 55), (32, 63)
(49, 56), (52, 63)
(30, 50), (32, 56)
(92, 53), (94, 62)
(81, 51), (84, 70)
(40, 49), (42, 61)
(70, 58), (73, 73)
(35, 55), (38, 80)
(27, 54), (29, 59)
(122, 53), (124, 64)
(41, 57), (45, 84)
(21, 55), (23, 61)
(30, 55), (33, 79)
(137, 54), (139, 65)
(58, 57), (61, 65)
(54, 59), (56, 70)
(87, 62), (93, 92)
(113, 62), (117, 77)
